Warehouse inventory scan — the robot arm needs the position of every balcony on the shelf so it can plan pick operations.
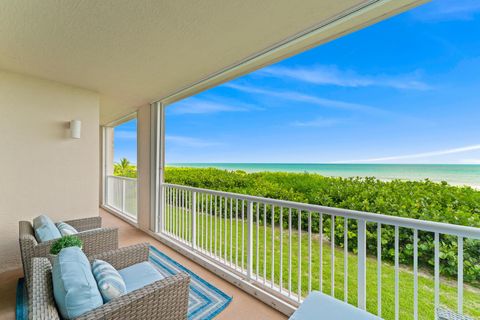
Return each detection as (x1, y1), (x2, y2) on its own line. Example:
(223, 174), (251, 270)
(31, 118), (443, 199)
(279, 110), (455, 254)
(0, 207), (286, 319)
(102, 177), (480, 319)
(1, 2), (478, 320)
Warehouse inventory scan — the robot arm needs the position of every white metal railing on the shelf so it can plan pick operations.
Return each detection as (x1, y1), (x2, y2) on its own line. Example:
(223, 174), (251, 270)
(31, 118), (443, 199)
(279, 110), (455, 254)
(159, 183), (480, 320)
(105, 175), (137, 219)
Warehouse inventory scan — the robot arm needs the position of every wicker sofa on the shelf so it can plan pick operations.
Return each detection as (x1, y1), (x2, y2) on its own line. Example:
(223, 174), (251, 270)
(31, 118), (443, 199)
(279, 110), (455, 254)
(30, 243), (190, 320)
(19, 216), (118, 288)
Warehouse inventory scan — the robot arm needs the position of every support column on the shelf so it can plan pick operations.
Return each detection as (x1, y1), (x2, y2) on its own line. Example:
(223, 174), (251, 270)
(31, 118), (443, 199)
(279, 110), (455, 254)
(137, 104), (152, 231)
(151, 102), (165, 233)
(137, 102), (164, 233)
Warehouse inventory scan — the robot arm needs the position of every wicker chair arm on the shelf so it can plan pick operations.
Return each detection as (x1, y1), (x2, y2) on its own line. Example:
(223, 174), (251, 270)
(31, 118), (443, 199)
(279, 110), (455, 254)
(20, 218), (118, 289)
(29, 258), (61, 320)
(88, 243), (150, 270)
(77, 272), (190, 320)
(76, 227), (119, 256)
(64, 216), (102, 231)
(19, 221), (37, 242)
(32, 227), (118, 256)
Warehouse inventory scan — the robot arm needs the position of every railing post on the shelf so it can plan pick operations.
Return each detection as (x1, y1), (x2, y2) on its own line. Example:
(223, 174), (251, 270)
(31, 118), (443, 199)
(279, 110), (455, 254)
(192, 191), (197, 249)
(105, 176), (109, 206)
(122, 178), (126, 213)
(358, 219), (367, 310)
(246, 200), (253, 279)
(158, 183), (164, 233)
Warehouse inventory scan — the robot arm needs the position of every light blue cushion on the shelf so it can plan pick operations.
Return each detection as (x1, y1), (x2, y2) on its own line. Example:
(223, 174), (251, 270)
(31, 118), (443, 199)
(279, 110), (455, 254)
(56, 222), (78, 236)
(92, 259), (126, 302)
(52, 247), (103, 319)
(33, 215), (61, 243)
(118, 261), (164, 293)
(289, 291), (381, 320)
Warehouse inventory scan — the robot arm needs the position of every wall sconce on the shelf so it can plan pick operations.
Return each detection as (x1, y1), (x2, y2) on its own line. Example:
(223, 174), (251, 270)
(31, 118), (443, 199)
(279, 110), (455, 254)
(70, 120), (81, 139)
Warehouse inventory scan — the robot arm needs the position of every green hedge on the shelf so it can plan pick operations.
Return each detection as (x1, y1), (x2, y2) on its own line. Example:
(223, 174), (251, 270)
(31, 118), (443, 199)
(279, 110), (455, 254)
(164, 167), (480, 285)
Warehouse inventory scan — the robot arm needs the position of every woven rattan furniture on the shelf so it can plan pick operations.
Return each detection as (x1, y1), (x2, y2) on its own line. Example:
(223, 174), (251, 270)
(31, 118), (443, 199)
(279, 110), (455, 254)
(19, 216), (118, 288)
(30, 243), (190, 320)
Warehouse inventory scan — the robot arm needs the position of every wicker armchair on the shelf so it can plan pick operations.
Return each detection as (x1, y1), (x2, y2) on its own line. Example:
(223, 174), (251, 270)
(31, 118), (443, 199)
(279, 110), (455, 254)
(19, 216), (118, 288)
(30, 243), (190, 320)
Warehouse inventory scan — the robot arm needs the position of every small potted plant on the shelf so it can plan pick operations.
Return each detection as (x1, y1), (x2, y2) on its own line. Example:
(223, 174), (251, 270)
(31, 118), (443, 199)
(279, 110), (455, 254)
(50, 235), (83, 255)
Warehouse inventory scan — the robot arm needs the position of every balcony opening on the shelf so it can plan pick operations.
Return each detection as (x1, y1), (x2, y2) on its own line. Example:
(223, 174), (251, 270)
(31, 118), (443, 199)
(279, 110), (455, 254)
(161, 1), (480, 319)
(104, 117), (138, 221)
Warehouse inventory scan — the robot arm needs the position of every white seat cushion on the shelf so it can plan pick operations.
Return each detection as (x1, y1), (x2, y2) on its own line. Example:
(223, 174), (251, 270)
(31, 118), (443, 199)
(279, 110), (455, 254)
(289, 291), (381, 320)
(118, 261), (164, 293)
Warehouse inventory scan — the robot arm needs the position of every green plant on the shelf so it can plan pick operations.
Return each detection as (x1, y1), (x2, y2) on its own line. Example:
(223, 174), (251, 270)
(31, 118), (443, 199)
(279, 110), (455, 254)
(114, 158), (137, 178)
(164, 167), (480, 283)
(50, 235), (83, 255)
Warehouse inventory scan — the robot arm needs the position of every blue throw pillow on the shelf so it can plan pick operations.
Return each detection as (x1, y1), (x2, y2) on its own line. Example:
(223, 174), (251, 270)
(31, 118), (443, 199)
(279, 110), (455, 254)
(52, 247), (103, 319)
(33, 215), (61, 243)
(92, 259), (126, 302)
(56, 222), (78, 236)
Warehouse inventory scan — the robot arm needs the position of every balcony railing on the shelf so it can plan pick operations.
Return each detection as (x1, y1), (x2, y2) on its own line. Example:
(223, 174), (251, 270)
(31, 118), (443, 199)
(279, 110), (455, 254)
(159, 183), (480, 320)
(105, 175), (137, 219)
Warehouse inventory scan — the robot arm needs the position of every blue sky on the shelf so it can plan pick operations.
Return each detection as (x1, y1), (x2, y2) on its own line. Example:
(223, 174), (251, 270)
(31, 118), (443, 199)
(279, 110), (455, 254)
(114, 119), (137, 163)
(118, 0), (480, 165)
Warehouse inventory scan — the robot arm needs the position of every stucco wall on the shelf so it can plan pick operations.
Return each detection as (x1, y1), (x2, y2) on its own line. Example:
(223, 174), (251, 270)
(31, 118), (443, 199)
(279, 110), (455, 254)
(137, 104), (152, 232)
(0, 70), (100, 272)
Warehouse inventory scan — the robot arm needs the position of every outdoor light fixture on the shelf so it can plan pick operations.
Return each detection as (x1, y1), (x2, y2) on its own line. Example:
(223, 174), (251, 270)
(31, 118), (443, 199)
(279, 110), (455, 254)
(70, 120), (81, 139)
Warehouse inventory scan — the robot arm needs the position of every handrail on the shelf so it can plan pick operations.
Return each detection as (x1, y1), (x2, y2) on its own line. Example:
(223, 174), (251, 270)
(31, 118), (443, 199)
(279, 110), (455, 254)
(161, 183), (480, 239)
(105, 175), (138, 218)
(106, 175), (137, 182)
(160, 182), (479, 319)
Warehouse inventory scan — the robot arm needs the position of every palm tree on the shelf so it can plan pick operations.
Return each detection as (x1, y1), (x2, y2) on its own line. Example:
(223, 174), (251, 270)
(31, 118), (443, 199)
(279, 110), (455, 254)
(114, 158), (137, 178)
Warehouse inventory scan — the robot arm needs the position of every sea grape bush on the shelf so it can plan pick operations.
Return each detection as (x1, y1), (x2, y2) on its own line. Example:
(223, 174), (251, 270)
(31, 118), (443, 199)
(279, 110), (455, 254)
(165, 167), (480, 285)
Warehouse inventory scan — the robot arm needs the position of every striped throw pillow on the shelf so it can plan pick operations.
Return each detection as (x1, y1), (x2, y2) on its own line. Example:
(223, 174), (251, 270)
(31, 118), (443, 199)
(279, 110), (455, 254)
(92, 259), (126, 302)
(55, 222), (78, 236)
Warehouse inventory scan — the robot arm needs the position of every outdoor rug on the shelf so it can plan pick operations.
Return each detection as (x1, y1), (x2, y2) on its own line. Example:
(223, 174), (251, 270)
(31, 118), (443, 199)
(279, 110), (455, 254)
(16, 245), (232, 320)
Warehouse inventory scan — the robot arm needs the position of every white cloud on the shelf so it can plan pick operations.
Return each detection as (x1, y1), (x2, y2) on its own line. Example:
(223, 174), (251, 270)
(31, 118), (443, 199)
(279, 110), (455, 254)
(291, 117), (346, 128)
(166, 135), (221, 148)
(334, 144), (480, 163)
(225, 83), (386, 115)
(114, 130), (136, 140)
(259, 65), (431, 90)
(169, 97), (256, 114)
(412, 0), (480, 22)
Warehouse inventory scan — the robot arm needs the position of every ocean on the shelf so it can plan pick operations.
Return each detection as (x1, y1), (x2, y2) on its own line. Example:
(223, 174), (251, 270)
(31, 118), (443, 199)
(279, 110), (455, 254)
(168, 163), (480, 188)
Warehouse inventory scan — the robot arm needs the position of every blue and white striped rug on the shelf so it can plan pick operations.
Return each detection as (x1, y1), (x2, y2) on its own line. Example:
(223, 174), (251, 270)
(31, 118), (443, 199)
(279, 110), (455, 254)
(16, 245), (232, 320)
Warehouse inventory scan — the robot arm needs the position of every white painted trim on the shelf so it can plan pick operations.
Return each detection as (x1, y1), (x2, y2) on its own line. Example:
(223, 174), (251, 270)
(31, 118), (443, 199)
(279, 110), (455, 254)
(106, 175), (137, 181)
(100, 126), (107, 206)
(150, 102), (161, 233)
(103, 111), (138, 128)
(145, 229), (297, 316)
(158, 103), (166, 232)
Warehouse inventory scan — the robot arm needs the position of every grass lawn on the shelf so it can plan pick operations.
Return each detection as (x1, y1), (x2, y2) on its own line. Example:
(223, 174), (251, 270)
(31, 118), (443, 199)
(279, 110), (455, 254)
(164, 207), (480, 320)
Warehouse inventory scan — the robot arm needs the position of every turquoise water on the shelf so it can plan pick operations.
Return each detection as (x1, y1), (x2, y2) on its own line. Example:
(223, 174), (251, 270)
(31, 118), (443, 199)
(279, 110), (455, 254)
(168, 163), (480, 188)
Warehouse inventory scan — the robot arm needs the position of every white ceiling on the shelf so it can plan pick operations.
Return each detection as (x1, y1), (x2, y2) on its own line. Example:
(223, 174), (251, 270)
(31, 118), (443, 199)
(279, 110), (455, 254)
(0, 0), (425, 123)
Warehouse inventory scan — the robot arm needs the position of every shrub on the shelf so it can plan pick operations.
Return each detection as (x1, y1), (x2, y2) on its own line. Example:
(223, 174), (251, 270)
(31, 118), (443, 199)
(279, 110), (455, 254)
(165, 167), (480, 285)
(50, 235), (83, 255)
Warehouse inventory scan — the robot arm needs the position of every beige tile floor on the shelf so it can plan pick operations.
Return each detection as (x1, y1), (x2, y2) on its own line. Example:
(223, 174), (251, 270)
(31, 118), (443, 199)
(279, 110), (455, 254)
(0, 209), (287, 320)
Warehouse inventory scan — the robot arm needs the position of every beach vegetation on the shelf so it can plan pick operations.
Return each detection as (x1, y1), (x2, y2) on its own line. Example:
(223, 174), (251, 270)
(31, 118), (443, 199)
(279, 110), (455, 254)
(164, 167), (480, 284)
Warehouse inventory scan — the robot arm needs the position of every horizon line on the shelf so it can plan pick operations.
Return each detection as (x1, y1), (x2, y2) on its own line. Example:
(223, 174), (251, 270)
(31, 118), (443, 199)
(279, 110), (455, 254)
(166, 162), (480, 165)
